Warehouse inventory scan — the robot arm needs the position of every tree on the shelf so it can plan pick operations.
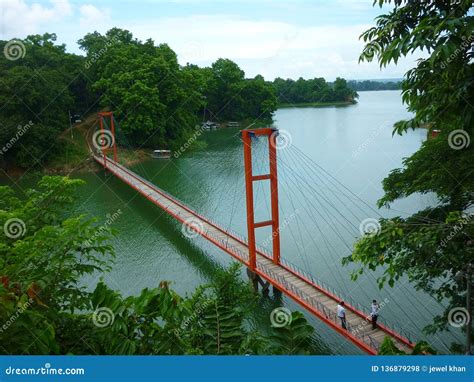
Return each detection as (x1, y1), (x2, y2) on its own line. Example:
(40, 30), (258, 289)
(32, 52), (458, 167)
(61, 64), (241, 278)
(79, 29), (201, 149)
(206, 58), (245, 120)
(272, 76), (357, 105)
(344, 0), (473, 353)
(0, 34), (88, 169)
(0, 176), (314, 355)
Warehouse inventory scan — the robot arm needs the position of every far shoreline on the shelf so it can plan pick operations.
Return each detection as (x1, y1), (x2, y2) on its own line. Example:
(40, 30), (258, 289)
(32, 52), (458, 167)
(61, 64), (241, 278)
(278, 100), (357, 108)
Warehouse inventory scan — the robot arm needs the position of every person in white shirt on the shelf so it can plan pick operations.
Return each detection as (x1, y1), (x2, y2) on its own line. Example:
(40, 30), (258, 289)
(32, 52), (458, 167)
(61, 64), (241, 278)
(370, 300), (379, 329)
(337, 301), (347, 329)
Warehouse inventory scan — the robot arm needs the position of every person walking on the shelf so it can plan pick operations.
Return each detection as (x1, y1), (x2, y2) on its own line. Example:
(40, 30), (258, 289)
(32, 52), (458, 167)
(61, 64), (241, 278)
(337, 301), (347, 330)
(371, 300), (379, 329)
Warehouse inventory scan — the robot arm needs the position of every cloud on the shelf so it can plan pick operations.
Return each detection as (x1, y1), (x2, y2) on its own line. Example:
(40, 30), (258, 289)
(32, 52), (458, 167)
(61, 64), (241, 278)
(124, 14), (419, 80)
(79, 4), (110, 27)
(0, 0), (72, 38)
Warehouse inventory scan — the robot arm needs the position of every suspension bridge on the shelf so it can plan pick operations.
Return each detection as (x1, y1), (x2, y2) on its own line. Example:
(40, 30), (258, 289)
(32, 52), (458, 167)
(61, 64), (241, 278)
(91, 111), (419, 355)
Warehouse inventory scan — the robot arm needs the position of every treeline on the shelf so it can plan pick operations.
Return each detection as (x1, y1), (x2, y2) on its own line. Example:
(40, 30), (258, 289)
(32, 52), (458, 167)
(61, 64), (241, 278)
(0, 29), (278, 169)
(347, 80), (402, 91)
(0, 28), (356, 170)
(272, 77), (358, 105)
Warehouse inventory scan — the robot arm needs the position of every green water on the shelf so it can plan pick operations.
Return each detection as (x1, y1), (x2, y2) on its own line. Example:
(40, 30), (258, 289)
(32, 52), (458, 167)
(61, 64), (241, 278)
(6, 91), (462, 354)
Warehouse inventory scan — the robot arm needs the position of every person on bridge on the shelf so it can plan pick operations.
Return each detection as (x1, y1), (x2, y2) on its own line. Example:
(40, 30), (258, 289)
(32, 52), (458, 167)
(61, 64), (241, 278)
(337, 301), (347, 330)
(370, 300), (379, 330)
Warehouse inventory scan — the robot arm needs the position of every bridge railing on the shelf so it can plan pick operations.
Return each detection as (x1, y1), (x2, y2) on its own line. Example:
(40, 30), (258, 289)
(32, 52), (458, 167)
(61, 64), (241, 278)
(276, 258), (415, 345)
(257, 262), (382, 353)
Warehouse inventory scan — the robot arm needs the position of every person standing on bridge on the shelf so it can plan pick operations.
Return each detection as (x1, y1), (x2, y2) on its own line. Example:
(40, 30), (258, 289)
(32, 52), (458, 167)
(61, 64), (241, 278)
(370, 300), (379, 330)
(337, 301), (347, 330)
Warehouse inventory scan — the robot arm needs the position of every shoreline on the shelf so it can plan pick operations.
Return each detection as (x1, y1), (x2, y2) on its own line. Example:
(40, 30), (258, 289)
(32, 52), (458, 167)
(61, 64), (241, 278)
(278, 100), (356, 108)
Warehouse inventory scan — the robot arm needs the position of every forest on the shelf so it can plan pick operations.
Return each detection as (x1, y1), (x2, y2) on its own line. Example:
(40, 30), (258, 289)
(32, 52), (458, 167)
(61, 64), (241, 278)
(347, 80), (402, 91)
(273, 77), (358, 105)
(0, 28), (356, 170)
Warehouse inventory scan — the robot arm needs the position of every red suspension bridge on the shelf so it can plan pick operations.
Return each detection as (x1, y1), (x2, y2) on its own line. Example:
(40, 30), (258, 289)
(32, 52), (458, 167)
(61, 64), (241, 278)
(91, 111), (417, 355)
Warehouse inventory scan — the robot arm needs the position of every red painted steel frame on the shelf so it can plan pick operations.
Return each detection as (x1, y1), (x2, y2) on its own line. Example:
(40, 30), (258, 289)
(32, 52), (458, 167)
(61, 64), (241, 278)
(98, 112), (117, 162)
(242, 128), (281, 269)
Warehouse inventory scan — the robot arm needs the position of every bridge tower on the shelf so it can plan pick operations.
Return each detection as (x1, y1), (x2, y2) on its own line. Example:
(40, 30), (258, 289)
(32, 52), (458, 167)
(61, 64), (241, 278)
(241, 128), (281, 274)
(98, 111), (117, 165)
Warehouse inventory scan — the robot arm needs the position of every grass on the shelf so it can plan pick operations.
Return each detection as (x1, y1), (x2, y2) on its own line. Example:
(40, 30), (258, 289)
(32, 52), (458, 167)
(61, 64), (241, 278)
(46, 114), (149, 174)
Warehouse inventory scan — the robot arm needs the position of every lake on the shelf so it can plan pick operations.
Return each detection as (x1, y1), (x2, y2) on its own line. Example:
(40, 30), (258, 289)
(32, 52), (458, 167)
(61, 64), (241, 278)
(8, 90), (462, 354)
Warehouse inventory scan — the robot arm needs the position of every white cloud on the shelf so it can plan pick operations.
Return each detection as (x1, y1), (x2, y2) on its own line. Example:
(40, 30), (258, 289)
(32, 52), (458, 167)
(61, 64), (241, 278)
(0, 0), (72, 38)
(123, 14), (419, 80)
(79, 4), (110, 27)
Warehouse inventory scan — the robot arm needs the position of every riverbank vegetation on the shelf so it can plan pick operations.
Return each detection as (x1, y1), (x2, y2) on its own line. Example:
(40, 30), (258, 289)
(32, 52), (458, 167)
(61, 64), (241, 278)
(344, 0), (473, 354)
(1, 28), (358, 172)
(0, 176), (314, 355)
(347, 80), (402, 92)
(273, 77), (357, 106)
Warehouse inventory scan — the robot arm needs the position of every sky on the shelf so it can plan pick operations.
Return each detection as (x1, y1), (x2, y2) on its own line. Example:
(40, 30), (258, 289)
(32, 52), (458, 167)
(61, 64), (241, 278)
(0, 0), (422, 80)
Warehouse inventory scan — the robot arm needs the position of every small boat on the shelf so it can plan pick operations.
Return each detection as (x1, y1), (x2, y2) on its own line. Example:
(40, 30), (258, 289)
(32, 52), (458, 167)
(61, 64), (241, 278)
(201, 121), (219, 130)
(151, 150), (171, 159)
(227, 121), (240, 128)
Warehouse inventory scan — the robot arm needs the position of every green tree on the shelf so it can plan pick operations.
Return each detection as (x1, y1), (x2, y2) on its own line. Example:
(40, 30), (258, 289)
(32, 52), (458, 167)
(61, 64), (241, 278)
(344, 0), (473, 353)
(0, 34), (89, 169)
(0, 176), (314, 355)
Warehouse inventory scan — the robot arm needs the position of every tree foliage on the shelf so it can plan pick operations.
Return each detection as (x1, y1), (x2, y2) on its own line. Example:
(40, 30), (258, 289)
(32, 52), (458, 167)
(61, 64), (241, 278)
(0, 34), (88, 168)
(0, 176), (313, 355)
(347, 79), (402, 91)
(344, 0), (474, 352)
(273, 76), (358, 104)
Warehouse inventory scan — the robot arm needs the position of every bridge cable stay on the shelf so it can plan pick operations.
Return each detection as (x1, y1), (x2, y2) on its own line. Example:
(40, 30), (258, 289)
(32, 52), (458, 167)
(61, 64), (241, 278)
(279, 150), (429, 343)
(278, 145), (452, 346)
(279, 152), (356, 250)
(278, 148), (371, 297)
(276, 154), (350, 296)
(291, 145), (447, 226)
(286, 145), (452, 315)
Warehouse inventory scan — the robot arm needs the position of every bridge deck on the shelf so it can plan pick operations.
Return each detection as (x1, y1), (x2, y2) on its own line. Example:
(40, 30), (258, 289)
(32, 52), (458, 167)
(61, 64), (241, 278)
(94, 155), (414, 355)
